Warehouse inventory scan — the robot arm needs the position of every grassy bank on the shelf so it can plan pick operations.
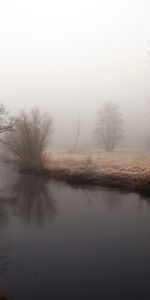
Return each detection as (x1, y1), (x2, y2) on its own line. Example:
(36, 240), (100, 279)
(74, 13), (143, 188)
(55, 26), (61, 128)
(46, 151), (150, 193)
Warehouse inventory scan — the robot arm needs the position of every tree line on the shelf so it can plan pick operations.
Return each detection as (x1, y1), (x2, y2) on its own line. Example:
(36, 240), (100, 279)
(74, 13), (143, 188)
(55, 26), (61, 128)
(0, 101), (126, 171)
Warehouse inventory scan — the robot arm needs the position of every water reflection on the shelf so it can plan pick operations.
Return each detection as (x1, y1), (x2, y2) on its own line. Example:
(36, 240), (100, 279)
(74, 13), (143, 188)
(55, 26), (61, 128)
(0, 170), (150, 299)
(76, 185), (150, 211)
(0, 172), (150, 227)
(0, 174), (57, 225)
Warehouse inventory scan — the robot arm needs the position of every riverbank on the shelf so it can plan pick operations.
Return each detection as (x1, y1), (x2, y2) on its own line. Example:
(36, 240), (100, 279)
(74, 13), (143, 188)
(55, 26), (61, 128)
(47, 151), (150, 193)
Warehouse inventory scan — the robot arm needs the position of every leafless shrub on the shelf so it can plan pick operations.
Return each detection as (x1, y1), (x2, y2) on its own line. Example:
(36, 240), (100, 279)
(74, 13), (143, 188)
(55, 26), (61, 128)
(6, 108), (54, 172)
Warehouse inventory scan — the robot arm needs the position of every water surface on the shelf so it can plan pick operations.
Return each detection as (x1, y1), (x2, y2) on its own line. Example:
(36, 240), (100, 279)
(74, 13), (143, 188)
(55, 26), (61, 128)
(0, 164), (150, 300)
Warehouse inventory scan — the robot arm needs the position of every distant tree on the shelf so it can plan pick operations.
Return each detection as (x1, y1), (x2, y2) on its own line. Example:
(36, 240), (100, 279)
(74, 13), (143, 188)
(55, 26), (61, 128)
(72, 115), (81, 152)
(94, 101), (123, 152)
(6, 108), (54, 172)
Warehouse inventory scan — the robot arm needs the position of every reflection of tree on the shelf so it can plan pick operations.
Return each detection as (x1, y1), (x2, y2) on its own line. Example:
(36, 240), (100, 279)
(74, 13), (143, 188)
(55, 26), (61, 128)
(78, 185), (150, 211)
(0, 173), (57, 297)
(137, 193), (150, 211)
(1, 174), (57, 225)
(80, 186), (124, 209)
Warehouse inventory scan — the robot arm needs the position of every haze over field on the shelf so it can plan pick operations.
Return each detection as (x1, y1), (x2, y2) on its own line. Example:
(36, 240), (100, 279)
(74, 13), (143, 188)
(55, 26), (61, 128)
(0, 0), (150, 149)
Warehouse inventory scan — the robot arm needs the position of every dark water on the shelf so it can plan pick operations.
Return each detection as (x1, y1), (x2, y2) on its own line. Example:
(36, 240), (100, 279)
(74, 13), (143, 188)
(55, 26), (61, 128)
(0, 165), (150, 299)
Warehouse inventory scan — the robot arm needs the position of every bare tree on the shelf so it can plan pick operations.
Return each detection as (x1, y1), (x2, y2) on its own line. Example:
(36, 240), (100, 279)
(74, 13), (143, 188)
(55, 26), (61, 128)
(72, 115), (81, 152)
(6, 108), (54, 172)
(0, 104), (15, 134)
(94, 101), (123, 152)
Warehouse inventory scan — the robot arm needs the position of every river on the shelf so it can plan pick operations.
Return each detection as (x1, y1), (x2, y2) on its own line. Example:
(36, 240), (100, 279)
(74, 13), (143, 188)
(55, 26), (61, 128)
(0, 164), (150, 300)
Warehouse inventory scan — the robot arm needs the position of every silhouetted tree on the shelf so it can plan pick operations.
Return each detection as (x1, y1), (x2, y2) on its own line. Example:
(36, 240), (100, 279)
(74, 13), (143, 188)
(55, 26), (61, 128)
(0, 104), (15, 135)
(6, 108), (54, 172)
(94, 101), (123, 152)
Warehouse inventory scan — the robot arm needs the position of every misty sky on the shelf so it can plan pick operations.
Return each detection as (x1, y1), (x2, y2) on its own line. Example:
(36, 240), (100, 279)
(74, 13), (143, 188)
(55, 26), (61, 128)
(0, 0), (150, 149)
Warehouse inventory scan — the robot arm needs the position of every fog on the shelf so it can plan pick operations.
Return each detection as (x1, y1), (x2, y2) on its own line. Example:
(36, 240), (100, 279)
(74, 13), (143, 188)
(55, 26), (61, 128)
(0, 0), (150, 150)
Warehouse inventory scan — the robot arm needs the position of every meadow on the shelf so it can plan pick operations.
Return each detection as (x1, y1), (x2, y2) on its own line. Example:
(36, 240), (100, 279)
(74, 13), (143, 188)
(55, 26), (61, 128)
(47, 151), (150, 192)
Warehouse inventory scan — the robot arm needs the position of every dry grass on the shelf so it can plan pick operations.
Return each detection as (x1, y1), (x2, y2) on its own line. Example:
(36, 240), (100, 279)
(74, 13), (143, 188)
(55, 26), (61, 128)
(47, 151), (150, 192)
(48, 151), (150, 174)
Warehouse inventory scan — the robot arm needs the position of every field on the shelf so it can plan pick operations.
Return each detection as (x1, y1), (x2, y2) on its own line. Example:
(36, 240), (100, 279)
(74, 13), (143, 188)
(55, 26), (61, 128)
(47, 151), (150, 192)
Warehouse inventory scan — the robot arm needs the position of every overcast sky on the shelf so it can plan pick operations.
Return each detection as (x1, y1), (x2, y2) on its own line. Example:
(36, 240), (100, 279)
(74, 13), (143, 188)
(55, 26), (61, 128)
(0, 0), (150, 149)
